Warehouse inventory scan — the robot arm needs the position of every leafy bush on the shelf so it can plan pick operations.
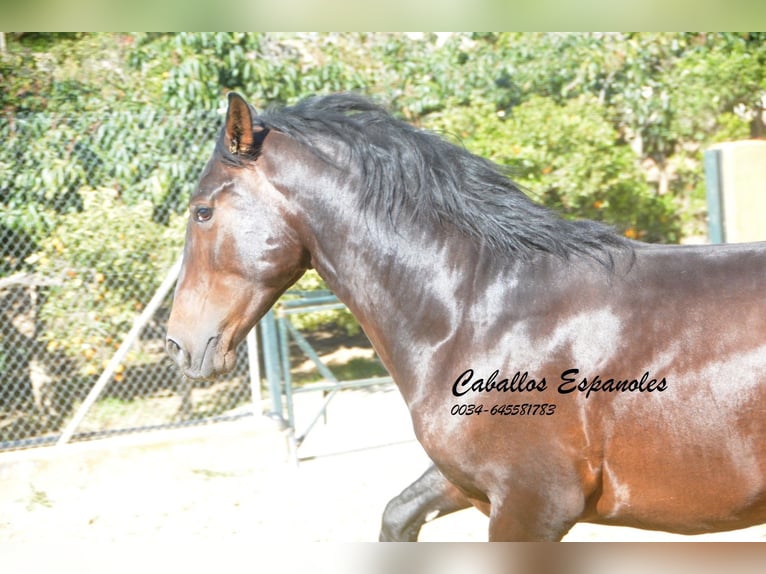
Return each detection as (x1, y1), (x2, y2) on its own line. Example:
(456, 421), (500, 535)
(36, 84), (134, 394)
(129, 32), (371, 112)
(0, 109), (220, 275)
(5, 31), (765, 345)
(425, 96), (681, 243)
(30, 188), (185, 376)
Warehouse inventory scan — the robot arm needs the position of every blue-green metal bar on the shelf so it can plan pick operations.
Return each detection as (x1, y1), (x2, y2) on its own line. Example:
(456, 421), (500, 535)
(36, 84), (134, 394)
(277, 312), (296, 429)
(259, 309), (283, 417)
(284, 289), (334, 299)
(284, 320), (339, 384)
(283, 318), (340, 443)
(262, 292), (396, 449)
(280, 295), (343, 309)
(296, 386), (341, 445)
(281, 303), (347, 315)
(704, 148), (724, 244)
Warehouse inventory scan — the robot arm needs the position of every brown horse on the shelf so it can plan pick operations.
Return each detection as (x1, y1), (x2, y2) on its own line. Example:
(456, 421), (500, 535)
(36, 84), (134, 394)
(166, 92), (766, 541)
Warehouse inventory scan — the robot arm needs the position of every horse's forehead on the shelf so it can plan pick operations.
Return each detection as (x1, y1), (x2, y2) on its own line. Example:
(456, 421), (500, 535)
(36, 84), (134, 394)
(192, 156), (239, 201)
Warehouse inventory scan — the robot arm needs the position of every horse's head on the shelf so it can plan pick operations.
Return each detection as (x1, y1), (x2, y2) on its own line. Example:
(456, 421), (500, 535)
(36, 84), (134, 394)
(166, 93), (310, 380)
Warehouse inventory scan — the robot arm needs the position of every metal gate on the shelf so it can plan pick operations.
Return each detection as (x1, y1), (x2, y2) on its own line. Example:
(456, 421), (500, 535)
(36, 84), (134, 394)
(260, 291), (393, 453)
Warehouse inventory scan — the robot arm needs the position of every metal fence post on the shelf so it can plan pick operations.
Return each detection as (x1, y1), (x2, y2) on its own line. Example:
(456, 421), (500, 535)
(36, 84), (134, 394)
(276, 310), (296, 429)
(259, 309), (283, 418)
(245, 327), (262, 416)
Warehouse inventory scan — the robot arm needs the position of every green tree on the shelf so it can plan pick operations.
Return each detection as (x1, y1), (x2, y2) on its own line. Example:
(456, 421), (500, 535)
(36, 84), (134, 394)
(3, 31), (765, 338)
(425, 95), (680, 243)
(128, 32), (372, 112)
(451, 33), (764, 198)
(31, 188), (185, 375)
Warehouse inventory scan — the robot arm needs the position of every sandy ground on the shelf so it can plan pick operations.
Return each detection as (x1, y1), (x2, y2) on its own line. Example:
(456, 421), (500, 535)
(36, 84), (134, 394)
(2, 387), (766, 571)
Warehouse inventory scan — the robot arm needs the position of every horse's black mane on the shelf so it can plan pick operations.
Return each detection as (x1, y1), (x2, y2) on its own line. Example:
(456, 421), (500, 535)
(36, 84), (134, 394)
(247, 94), (630, 268)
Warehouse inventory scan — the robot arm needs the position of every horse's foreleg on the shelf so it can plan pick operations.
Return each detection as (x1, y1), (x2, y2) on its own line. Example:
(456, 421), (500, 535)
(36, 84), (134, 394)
(379, 463), (472, 541)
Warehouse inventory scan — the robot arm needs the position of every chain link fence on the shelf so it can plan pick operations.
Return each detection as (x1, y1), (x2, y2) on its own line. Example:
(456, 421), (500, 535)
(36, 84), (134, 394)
(0, 109), (262, 451)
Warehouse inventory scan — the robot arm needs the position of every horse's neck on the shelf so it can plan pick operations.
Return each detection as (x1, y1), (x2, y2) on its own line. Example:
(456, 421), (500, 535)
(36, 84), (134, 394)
(305, 203), (491, 400)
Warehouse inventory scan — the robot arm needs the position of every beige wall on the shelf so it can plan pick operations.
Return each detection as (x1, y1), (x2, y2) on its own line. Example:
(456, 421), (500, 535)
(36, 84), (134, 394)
(710, 140), (766, 243)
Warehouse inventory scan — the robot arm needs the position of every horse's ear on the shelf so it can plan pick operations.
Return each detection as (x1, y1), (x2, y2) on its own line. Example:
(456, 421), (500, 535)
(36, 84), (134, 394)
(224, 92), (263, 157)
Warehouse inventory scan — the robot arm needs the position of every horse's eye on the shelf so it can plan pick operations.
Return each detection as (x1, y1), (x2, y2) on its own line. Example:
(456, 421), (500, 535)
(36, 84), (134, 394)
(193, 206), (213, 223)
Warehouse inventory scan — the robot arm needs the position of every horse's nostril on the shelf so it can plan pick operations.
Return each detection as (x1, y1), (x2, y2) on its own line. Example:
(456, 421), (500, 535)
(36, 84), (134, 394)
(166, 337), (186, 365)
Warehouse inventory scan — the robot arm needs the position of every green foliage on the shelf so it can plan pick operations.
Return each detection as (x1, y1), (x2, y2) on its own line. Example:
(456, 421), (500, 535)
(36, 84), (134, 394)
(430, 33), (765, 202)
(2, 31), (765, 447)
(129, 32), (371, 112)
(710, 112), (752, 144)
(426, 96), (681, 243)
(0, 108), (220, 275)
(30, 188), (186, 375)
(0, 33), (136, 114)
(3, 31), (765, 345)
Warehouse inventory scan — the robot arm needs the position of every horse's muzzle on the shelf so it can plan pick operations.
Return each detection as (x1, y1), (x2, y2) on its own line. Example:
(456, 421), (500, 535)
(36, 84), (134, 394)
(165, 334), (225, 381)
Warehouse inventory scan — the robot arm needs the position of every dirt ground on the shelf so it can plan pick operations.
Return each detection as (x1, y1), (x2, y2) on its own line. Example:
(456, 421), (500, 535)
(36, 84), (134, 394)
(2, 387), (766, 571)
